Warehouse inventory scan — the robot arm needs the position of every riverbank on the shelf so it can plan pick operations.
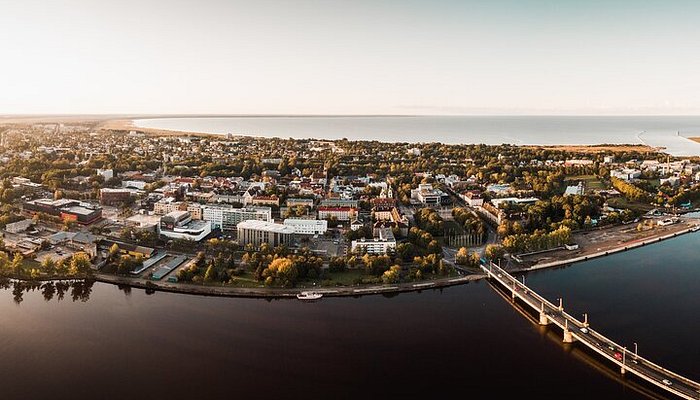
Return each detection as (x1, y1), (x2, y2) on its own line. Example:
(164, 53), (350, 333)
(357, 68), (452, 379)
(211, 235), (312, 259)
(511, 219), (700, 273)
(93, 272), (485, 299)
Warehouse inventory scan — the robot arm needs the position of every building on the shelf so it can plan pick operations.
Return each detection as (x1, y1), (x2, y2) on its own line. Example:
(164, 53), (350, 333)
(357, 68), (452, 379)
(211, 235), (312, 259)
(486, 183), (512, 195)
(159, 211), (211, 242)
(318, 206), (357, 221)
(23, 198), (103, 225)
(490, 197), (540, 208)
(320, 198), (358, 208)
(96, 168), (114, 180)
(564, 182), (585, 196)
(283, 218), (328, 235)
(11, 176), (43, 191)
(122, 180), (147, 190)
(5, 219), (33, 233)
(372, 205), (395, 221)
(99, 188), (133, 206)
(286, 198), (315, 208)
(251, 195), (279, 207)
(610, 168), (642, 181)
(410, 184), (447, 205)
(351, 228), (396, 255)
(461, 190), (484, 207)
(237, 220), (295, 247)
(153, 197), (187, 215)
(201, 205), (271, 231)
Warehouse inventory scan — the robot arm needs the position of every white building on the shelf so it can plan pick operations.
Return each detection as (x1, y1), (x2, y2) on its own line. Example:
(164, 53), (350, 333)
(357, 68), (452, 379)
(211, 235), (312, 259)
(122, 180), (147, 190)
(410, 183), (445, 205)
(564, 182), (585, 196)
(610, 168), (642, 181)
(283, 218), (328, 235)
(96, 168), (114, 180)
(351, 228), (396, 255)
(491, 197), (540, 208)
(202, 205), (271, 231)
(159, 211), (211, 242)
(237, 220), (295, 247)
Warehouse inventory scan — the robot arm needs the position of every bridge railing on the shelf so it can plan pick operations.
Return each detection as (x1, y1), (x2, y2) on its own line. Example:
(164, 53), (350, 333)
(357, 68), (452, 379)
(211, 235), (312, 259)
(481, 260), (700, 391)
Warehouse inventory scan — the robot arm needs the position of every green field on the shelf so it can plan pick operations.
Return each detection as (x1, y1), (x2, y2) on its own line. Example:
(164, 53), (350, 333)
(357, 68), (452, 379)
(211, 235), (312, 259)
(565, 175), (606, 191)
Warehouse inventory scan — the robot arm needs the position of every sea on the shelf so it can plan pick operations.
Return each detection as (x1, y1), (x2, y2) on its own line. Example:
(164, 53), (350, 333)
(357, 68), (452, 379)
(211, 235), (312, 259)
(134, 115), (700, 156)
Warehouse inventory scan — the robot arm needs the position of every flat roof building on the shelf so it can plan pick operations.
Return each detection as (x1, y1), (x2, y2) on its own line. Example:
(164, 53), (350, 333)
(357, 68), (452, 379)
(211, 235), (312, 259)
(351, 228), (396, 255)
(23, 198), (102, 225)
(237, 220), (295, 248)
(202, 205), (271, 231)
(283, 218), (328, 235)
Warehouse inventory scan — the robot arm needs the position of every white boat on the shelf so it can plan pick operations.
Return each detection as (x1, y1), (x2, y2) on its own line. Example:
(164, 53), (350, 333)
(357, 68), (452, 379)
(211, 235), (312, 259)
(297, 291), (323, 300)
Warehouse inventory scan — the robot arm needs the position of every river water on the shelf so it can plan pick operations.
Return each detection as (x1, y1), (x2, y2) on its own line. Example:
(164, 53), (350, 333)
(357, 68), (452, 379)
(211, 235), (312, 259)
(1, 232), (699, 399)
(134, 115), (700, 156)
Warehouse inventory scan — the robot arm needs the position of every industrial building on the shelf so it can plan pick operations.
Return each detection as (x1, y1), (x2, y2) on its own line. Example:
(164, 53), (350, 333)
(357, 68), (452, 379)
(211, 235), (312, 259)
(23, 198), (103, 225)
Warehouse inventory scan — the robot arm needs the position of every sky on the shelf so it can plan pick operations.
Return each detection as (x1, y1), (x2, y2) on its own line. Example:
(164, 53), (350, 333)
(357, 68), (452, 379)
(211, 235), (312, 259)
(1, 0), (700, 115)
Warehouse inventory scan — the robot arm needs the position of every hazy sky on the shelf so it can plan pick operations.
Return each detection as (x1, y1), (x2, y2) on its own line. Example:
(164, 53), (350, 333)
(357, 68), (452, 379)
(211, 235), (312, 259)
(1, 0), (700, 115)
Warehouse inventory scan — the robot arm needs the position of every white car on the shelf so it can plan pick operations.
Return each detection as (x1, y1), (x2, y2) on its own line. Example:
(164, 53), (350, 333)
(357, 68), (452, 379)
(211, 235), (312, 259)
(580, 327), (589, 334)
(662, 379), (672, 386)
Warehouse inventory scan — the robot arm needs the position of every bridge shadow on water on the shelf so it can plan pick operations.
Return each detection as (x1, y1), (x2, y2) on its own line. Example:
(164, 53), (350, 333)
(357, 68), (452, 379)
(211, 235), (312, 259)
(487, 278), (674, 400)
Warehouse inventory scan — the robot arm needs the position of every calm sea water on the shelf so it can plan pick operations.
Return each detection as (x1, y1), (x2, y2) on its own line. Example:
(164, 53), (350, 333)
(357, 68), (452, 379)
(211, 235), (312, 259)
(2, 232), (699, 399)
(135, 115), (700, 156)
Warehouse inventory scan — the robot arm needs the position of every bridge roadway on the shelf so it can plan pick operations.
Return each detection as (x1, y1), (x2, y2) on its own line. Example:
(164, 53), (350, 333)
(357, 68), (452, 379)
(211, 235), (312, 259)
(481, 262), (700, 400)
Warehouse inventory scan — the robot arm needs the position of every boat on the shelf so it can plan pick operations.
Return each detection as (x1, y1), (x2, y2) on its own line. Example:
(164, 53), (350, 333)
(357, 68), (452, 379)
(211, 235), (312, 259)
(297, 291), (323, 300)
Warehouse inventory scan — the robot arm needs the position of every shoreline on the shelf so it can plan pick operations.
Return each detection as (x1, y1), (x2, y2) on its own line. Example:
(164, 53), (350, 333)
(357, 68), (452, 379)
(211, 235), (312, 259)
(512, 222), (699, 273)
(4, 222), (697, 299)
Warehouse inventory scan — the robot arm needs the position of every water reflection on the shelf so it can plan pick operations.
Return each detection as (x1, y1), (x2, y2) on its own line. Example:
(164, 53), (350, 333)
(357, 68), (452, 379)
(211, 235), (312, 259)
(0, 278), (95, 304)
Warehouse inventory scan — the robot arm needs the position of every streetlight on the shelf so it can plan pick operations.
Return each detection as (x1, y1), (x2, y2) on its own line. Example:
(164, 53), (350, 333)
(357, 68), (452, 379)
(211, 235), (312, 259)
(634, 342), (638, 357)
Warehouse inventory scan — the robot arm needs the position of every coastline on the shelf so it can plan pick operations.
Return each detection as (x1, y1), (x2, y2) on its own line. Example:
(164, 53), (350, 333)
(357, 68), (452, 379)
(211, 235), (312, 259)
(95, 220), (698, 299)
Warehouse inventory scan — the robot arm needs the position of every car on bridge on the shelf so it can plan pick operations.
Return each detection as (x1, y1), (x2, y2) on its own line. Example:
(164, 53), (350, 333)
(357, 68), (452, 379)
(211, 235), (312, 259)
(580, 327), (589, 334)
(662, 379), (672, 386)
(614, 352), (623, 361)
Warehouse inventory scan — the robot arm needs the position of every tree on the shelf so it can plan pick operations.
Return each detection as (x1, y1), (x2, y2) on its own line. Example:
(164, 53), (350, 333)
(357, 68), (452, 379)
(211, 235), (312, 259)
(484, 244), (505, 262)
(382, 265), (402, 284)
(262, 257), (298, 287)
(10, 253), (24, 275)
(108, 243), (120, 261)
(68, 252), (92, 275)
(41, 257), (57, 274)
(204, 264), (216, 282)
(455, 247), (470, 265)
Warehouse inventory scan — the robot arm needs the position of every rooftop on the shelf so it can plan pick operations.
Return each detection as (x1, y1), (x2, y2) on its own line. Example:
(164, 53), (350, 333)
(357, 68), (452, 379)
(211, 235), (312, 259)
(237, 219), (295, 234)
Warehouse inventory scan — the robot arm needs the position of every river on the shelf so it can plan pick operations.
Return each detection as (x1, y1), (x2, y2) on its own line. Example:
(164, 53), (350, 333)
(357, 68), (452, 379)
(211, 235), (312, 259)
(1, 232), (699, 399)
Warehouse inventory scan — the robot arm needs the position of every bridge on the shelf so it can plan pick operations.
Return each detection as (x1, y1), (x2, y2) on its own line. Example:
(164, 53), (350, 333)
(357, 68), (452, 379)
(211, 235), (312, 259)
(481, 261), (700, 400)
